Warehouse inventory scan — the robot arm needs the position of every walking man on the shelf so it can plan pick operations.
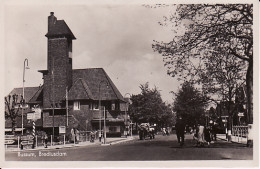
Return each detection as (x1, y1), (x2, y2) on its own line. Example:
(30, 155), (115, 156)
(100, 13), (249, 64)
(175, 116), (185, 146)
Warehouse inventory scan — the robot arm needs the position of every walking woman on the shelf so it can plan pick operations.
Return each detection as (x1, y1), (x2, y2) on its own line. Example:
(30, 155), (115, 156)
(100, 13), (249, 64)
(196, 124), (205, 147)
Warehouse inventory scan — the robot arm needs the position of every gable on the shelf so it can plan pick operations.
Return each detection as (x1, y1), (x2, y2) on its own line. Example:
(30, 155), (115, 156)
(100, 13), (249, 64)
(68, 78), (94, 100)
(72, 68), (125, 101)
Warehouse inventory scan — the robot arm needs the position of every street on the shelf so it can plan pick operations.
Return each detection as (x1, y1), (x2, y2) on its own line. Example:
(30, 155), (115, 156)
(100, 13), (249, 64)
(5, 134), (252, 161)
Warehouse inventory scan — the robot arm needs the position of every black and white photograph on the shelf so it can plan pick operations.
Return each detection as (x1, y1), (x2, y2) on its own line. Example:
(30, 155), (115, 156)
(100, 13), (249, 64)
(1, 0), (258, 167)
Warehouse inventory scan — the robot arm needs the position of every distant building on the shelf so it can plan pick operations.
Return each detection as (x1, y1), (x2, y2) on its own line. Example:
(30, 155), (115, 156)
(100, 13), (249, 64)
(5, 12), (129, 137)
(216, 86), (247, 126)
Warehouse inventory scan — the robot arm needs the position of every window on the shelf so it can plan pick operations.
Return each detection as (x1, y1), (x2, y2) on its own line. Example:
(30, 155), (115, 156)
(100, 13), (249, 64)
(115, 102), (120, 110)
(89, 102), (93, 110)
(109, 126), (117, 132)
(73, 101), (80, 110)
(93, 102), (99, 110)
(111, 103), (115, 111)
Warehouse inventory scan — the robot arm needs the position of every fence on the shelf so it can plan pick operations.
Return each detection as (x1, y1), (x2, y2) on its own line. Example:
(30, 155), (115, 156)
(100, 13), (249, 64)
(5, 131), (99, 150)
(232, 125), (248, 143)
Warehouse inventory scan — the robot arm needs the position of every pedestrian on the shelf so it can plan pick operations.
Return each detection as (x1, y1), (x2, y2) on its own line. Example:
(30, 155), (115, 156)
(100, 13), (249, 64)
(149, 127), (154, 139)
(138, 126), (143, 140)
(143, 126), (148, 139)
(204, 126), (211, 145)
(71, 128), (75, 143)
(98, 130), (102, 142)
(44, 133), (48, 148)
(175, 116), (185, 146)
(197, 123), (205, 147)
(75, 128), (79, 143)
(90, 131), (95, 143)
(193, 126), (199, 146)
(211, 123), (217, 141)
(166, 128), (169, 136)
(162, 128), (166, 136)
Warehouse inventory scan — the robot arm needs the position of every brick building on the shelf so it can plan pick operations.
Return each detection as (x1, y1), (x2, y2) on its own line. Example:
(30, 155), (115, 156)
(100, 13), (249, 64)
(5, 12), (128, 138)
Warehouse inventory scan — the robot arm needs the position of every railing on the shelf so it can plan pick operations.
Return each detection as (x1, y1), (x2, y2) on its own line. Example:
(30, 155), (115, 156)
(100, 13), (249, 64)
(92, 110), (124, 119)
(232, 125), (248, 143)
(5, 131), (99, 150)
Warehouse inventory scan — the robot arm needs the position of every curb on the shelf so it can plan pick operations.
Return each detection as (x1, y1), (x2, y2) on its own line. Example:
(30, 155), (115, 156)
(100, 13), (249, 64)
(216, 136), (247, 145)
(110, 137), (134, 145)
(5, 137), (136, 152)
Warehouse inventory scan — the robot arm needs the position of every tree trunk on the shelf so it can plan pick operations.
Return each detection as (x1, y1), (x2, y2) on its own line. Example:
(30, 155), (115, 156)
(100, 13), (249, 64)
(246, 60), (253, 147)
(12, 118), (16, 135)
(246, 60), (253, 124)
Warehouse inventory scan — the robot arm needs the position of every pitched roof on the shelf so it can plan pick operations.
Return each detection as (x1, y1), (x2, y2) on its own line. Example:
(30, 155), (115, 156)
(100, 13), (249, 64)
(71, 68), (125, 101)
(7, 87), (41, 103)
(68, 78), (94, 100)
(45, 20), (76, 39)
(28, 85), (43, 104)
(7, 68), (125, 103)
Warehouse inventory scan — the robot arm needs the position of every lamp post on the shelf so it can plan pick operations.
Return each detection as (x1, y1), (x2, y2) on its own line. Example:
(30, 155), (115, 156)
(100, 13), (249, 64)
(22, 59), (29, 135)
(124, 93), (131, 138)
(103, 107), (106, 144)
(98, 80), (109, 143)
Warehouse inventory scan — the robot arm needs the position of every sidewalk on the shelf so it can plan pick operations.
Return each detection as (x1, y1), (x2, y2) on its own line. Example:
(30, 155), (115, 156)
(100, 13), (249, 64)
(216, 134), (248, 144)
(5, 136), (136, 152)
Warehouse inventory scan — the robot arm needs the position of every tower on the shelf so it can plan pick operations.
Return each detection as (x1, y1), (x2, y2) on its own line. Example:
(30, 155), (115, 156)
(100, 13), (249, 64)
(41, 12), (76, 108)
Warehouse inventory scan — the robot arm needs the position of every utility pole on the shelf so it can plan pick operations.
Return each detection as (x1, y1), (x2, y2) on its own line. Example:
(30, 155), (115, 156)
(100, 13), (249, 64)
(66, 86), (69, 127)
(52, 55), (55, 141)
(103, 107), (106, 144)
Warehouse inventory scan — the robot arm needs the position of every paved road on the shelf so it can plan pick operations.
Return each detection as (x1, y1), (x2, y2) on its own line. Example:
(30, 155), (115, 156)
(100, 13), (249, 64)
(5, 134), (252, 161)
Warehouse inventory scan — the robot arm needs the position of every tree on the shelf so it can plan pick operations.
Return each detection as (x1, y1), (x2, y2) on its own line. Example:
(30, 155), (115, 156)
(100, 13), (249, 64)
(173, 81), (208, 127)
(200, 51), (247, 134)
(5, 94), (23, 134)
(152, 4), (253, 124)
(129, 83), (174, 128)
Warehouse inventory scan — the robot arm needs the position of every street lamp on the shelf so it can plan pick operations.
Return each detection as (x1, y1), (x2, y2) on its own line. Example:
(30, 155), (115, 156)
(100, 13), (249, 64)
(98, 80), (109, 143)
(22, 58), (29, 135)
(124, 93), (131, 138)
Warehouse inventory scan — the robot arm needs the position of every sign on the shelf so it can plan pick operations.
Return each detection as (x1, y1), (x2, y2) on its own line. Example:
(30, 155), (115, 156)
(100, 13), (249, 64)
(31, 108), (42, 120)
(238, 112), (244, 117)
(34, 111), (41, 120)
(5, 140), (15, 145)
(5, 135), (16, 145)
(27, 113), (34, 120)
(21, 135), (34, 141)
(59, 126), (66, 134)
(27, 108), (42, 120)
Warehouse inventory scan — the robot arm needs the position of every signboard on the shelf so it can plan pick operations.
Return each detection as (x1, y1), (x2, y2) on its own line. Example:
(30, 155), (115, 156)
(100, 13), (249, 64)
(27, 108), (42, 120)
(5, 140), (15, 145)
(34, 111), (41, 119)
(31, 108), (42, 120)
(27, 113), (34, 120)
(5, 135), (16, 145)
(21, 135), (34, 141)
(59, 126), (66, 134)
(238, 112), (244, 117)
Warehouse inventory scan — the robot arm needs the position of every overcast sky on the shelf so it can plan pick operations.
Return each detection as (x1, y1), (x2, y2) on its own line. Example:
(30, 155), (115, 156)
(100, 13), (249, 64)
(3, 3), (182, 103)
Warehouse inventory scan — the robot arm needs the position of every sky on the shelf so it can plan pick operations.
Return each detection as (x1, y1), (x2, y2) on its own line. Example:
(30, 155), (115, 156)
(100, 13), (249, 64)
(3, 3), (182, 103)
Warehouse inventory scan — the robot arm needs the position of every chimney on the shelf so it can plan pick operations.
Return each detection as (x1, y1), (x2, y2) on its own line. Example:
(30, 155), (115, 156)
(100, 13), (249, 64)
(48, 12), (57, 32)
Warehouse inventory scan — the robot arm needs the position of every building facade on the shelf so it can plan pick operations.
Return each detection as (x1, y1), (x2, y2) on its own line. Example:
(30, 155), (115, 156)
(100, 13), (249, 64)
(5, 12), (129, 138)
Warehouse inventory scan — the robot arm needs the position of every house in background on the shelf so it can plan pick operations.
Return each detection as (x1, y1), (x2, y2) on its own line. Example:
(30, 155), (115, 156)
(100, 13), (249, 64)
(5, 87), (43, 134)
(5, 12), (129, 138)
